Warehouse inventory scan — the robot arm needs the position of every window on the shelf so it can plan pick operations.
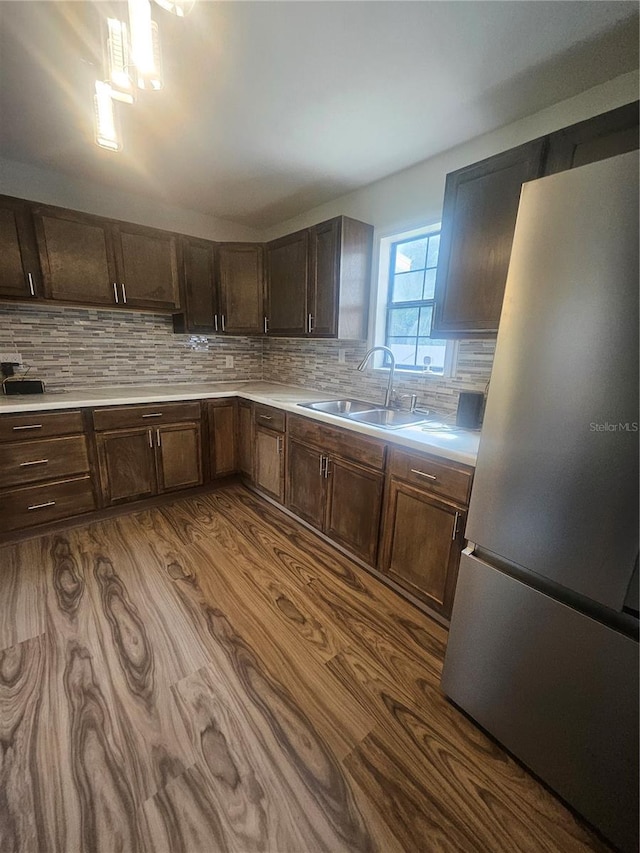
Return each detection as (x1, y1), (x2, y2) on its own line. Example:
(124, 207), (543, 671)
(382, 229), (450, 373)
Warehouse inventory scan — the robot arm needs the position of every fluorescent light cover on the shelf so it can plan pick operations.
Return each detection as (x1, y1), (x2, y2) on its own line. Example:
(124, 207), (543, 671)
(106, 17), (134, 104)
(94, 81), (121, 151)
(128, 0), (163, 89)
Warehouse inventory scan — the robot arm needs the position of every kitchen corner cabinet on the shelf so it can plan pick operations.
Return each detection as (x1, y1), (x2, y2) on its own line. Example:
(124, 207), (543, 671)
(432, 138), (546, 336)
(544, 100), (639, 175)
(266, 216), (373, 340)
(0, 195), (42, 301)
(379, 448), (473, 618)
(207, 399), (237, 478)
(254, 404), (286, 502)
(93, 402), (202, 506)
(33, 205), (181, 311)
(286, 415), (385, 565)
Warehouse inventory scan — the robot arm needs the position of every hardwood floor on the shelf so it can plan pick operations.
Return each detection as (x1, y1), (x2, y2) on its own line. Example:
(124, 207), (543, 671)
(0, 483), (609, 852)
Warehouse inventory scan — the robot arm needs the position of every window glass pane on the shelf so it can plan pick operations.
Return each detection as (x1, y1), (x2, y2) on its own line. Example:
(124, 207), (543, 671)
(388, 307), (419, 337)
(422, 268), (436, 300)
(392, 271), (423, 302)
(394, 238), (428, 273)
(417, 337), (446, 372)
(426, 234), (440, 268)
(388, 338), (418, 369)
(418, 305), (433, 336)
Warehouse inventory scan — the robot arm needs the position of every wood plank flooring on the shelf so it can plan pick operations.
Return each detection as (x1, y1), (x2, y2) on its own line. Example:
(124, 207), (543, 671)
(0, 483), (609, 852)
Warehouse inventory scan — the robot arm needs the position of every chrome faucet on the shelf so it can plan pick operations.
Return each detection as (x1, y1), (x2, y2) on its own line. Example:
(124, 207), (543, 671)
(357, 346), (395, 408)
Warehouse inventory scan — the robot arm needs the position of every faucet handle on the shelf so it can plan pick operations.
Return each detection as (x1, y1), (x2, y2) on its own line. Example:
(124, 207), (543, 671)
(394, 392), (418, 412)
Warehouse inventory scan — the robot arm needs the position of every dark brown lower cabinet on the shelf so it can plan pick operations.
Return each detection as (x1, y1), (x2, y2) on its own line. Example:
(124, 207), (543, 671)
(97, 422), (202, 506)
(255, 426), (285, 502)
(238, 400), (253, 481)
(207, 400), (237, 479)
(379, 478), (466, 618)
(285, 433), (384, 566)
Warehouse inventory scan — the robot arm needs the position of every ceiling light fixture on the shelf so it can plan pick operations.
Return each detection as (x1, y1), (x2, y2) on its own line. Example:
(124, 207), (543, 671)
(94, 0), (192, 152)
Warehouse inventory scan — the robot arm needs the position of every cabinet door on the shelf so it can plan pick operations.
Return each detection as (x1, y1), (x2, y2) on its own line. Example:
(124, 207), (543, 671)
(238, 401), (253, 480)
(308, 218), (339, 337)
(97, 428), (157, 506)
(379, 478), (464, 618)
(255, 427), (285, 502)
(266, 230), (308, 335)
(217, 243), (264, 335)
(175, 236), (217, 332)
(286, 438), (326, 529)
(208, 401), (237, 478)
(114, 223), (180, 310)
(0, 196), (42, 300)
(545, 100), (639, 175)
(324, 456), (384, 566)
(433, 138), (546, 336)
(33, 207), (119, 306)
(156, 422), (203, 493)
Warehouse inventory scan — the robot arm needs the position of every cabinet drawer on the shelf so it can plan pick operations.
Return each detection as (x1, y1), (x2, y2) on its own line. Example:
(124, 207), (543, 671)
(288, 414), (385, 471)
(0, 434), (89, 487)
(254, 403), (286, 433)
(0, 409), (84, 442)
(388, 447), (473, 505)
(92, 401), (201, 431)
(0, 476), (95, 533)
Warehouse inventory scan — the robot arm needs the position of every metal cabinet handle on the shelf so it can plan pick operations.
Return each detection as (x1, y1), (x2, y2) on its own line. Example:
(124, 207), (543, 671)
(214, 315), (218, 332)
(142, 413), (163, 418)
(324, 457), (331, 478)
(156, 428), (161, 447)
(308, 313), (314, 334)
(264, 316), (269, 334)
(148, 429), (153, 448)
(221, 314), (226, 332)
(121, 283), (127, 303)
(276, 436), (283, 454)
(319, 454), (325, 476)
(410, 468), (437, 481)
(12, 424), (42, 431)
(452, 511), (460, 540)
(28, 500), (55, 511)
(19, 459), (49, 467)
(113, 282), (119, 303)
(27, 272), (36, 296)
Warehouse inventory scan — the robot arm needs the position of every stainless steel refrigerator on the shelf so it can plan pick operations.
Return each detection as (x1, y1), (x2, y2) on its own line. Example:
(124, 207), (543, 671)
(441, 151), (639, 853)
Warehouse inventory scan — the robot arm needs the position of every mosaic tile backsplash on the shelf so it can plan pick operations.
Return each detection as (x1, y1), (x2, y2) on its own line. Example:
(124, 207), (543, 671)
(263, 337), (495, 417)
(0, 303), (494, 413)
(0, 304), (263, 390)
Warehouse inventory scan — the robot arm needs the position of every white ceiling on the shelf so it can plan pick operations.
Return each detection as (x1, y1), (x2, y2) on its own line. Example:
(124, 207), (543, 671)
(0, 1), (638, 228)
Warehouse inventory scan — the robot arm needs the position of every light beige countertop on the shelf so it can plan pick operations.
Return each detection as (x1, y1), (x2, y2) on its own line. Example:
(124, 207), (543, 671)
(0, 380), (480, 466)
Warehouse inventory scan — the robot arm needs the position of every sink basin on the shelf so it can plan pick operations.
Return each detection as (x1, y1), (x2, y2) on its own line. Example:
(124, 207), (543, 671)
(300, 399), (377, 415)
(348, 409), (428, 429)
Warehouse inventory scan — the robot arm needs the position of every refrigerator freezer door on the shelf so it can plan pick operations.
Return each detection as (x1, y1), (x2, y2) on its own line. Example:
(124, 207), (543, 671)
(466, 153), (639, 611)
(442, 551), (639, 853)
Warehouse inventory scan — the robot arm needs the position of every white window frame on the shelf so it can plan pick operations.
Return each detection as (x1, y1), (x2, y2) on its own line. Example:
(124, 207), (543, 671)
(370, 223), (457, 377)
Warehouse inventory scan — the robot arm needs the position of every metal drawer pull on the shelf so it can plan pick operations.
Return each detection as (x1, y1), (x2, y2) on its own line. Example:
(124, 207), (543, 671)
(28, 500), (56, 511)
(113, 282), (119, 303)
(410, 468), (437, 481)
(19, 459), (49, 467)
(13, 424), (42, 431)
(142, 413), (163, 418)
(259, 414), (272, 420)
(27, 272), (36, 296)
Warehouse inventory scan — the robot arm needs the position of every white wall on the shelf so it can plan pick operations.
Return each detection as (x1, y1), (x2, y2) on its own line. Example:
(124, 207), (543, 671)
(260, 71), (639, 243)
(0, 156), (260, 242)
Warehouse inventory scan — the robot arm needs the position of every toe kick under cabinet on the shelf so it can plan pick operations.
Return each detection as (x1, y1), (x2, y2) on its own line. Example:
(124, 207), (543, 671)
(0, 409), (96, 532)
(93, 401), (203, 506)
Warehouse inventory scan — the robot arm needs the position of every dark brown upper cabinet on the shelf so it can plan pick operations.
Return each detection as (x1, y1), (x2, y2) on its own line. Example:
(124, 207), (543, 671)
(113, 222), (180, 311)
(266, 216), (373, 339)
(266, 229), (309, 336)
(432, 138), (546, 337)
(0, 195), (42, 301)
(33, 205), (120, 306)
(216, 243), (265, 335)
(544, 100), (639, 175)
(173, 235), (217, 333)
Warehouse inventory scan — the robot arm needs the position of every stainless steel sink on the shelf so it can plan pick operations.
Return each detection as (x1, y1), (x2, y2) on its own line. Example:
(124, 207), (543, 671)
(348, 409), (428, 429)
(300, 399), (377, 415)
